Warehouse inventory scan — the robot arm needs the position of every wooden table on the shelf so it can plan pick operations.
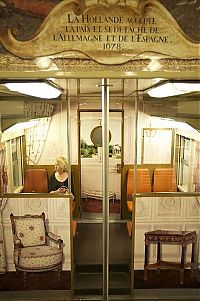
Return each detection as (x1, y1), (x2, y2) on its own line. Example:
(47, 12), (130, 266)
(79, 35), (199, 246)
(144, 230), (198, 285)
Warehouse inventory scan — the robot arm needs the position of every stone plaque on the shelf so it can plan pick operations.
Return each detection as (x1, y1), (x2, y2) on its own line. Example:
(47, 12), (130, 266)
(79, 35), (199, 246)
(0, 0), (199, 64)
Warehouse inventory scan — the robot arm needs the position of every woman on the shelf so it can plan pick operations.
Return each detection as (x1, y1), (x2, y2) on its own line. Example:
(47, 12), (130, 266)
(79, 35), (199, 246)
(48, 156), (74, 195)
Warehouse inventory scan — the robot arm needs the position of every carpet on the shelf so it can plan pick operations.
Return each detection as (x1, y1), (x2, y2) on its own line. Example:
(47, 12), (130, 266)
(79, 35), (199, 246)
(0, 269), (199, 291)
(81, 198), (120, 213)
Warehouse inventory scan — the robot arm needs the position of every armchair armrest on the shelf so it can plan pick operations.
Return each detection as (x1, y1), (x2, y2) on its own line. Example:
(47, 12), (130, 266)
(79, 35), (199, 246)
(47, 232), (63, 246)
(13, 234), (23, 248)
(13, 235), (22, 264)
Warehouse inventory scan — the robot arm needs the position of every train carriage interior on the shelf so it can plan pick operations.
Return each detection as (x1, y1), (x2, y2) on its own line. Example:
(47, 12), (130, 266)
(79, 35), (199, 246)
(0, 76), (200, 300)
(0, 0), (200, 299)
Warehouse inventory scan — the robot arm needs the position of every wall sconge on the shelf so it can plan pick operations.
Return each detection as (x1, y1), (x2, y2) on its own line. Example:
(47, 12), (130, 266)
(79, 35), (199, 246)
(2, 80), (62, 99)
(146, 80), (200, 98)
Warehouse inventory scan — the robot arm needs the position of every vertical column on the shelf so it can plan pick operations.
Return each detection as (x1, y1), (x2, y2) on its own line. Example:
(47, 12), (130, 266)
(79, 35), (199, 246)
(131, 79), (139, 295)
(66, 79), (72, 194)
(66, 79), (74, 294)
(102, 78), (110, 301)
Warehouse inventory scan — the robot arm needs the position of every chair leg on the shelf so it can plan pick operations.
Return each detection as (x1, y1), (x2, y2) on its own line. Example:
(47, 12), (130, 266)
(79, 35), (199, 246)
(58, 267), (62, 281)
(23, 271), (28, 288)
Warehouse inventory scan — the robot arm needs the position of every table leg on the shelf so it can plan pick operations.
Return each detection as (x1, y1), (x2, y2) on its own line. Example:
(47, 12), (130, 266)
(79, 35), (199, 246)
(191, 238), (197, 267)
(156, 241), (161, 274)
(144, 240), (149, 281)
(112, 194), (116, 204)
(191, 237), (197, 278)
(180, 244), (186, 285)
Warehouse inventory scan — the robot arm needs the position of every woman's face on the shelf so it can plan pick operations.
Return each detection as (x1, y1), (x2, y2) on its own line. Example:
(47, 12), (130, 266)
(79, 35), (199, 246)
(55, 162), (63, 173)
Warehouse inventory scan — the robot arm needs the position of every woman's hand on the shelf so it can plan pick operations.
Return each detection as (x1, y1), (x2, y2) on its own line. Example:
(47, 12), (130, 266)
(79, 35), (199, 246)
(55, 186), (69, 194)
(50, 187), (69, 194)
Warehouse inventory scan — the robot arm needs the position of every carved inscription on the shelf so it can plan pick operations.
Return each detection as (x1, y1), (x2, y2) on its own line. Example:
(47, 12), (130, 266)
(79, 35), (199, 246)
(53, 13), (171, 51)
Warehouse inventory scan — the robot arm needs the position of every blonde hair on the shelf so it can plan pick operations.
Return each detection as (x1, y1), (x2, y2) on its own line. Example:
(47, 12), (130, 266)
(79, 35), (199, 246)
(56, 156), (68, 172)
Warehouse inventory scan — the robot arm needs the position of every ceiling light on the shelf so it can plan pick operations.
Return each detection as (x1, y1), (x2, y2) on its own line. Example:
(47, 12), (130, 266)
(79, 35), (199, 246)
(152, 117), (199, 133)
(4, 81), (62, 99)
(147, 81), (200, 98)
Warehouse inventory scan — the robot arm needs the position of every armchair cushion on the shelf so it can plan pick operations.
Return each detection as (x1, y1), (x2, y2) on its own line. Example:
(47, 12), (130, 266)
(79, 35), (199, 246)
(14, 245), (63, 271)
(15, 217), (46, 247)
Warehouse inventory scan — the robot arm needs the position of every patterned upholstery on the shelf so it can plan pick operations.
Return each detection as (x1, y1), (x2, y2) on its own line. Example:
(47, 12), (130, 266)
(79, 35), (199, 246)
(14, 246), (63, 270)
(10, 212), (63, 287)
(15, 217), (46, 247)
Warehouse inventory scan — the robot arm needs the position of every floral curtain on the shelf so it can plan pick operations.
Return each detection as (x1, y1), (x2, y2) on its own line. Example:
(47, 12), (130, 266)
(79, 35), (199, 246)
(25, 117), (51, 165)
(193, 142), (200, 192)
(0, 198), (7, 273)
(0, 143), (8, 273)
(0, 143), (8, 193)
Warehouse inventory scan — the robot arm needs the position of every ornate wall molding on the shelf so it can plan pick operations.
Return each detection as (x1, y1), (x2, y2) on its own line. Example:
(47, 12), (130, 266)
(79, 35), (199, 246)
(0, 54), (199, 74)
(136, 198), (150, 218)
(156, 197), (182, 219)
(0, 0), (199, 66)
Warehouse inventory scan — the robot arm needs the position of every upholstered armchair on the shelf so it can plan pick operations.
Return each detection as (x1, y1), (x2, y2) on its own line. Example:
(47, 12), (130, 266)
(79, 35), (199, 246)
(10, 212), (63, 287)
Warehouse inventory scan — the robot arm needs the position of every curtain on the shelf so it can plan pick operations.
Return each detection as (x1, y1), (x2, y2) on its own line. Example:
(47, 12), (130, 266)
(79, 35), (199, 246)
(0, 143), (8, 273)
(0, 143), (8, 193)
(193, 142), (200, 192)
(0, 198), (7, 273)
(25, 117), (51, 165)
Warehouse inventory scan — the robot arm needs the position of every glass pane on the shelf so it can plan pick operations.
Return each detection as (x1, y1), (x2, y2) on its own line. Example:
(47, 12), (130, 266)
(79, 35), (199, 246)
(141, 78), (200, 193)
(1, 76), (199, 298)
(182, 164), (189, 190)
(11, 138), (22, 190)
(133, 77), (200, 292)
(11, 139), (19, 189)
(183, 139), (190, 161)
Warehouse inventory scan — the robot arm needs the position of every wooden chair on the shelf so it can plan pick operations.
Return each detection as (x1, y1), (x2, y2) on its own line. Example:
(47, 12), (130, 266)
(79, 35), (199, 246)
(10, 212), (63, 287)
(127, 168), (151, 212)
(153, 168), (177, 192)
(126, 169), (151, 237)
(23, 169), (48, 193)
